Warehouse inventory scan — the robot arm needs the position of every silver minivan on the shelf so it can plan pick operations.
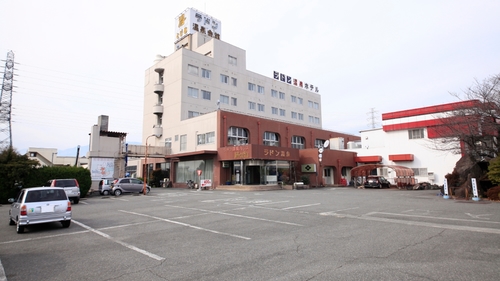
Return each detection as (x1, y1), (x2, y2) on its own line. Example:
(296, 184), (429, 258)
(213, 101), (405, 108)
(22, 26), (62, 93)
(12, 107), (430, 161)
(9, 187), (72, 233)
(112, 178), (150, 196)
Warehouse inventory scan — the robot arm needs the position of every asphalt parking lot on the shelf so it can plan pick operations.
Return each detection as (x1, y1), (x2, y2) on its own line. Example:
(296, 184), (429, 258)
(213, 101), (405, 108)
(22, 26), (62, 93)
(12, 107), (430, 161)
(1, 187), (499, 281)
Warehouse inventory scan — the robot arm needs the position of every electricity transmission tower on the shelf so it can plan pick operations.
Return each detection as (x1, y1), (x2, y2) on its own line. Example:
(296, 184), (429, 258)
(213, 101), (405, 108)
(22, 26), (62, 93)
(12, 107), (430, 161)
(0, 50), (15, 149)
(367, 107), (379, 129)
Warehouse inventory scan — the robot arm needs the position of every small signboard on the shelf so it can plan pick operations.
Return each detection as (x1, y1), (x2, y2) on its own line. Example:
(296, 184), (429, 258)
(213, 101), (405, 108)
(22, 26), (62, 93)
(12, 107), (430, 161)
(197, 170), (202, 176)
(200, 179), (212, 187)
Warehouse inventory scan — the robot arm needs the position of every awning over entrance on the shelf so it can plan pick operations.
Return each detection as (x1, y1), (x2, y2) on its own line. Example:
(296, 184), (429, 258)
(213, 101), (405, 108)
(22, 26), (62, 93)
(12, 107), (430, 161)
(351, 164), (414, 177)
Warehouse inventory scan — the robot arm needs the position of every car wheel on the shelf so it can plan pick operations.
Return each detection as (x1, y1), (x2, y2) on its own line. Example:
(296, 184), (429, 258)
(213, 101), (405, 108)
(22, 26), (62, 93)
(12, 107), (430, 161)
(9, 217), (15, 226)
(73, 198), (79, 204)
(103, 190), (109, 196)
(61, 220), (71, 228)
(16, 221), (24, 234)
(114, 189), (122, 196)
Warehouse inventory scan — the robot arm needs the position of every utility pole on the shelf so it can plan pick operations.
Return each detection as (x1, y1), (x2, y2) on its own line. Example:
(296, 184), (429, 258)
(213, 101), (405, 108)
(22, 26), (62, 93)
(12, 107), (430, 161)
(0, 51), (15, 149)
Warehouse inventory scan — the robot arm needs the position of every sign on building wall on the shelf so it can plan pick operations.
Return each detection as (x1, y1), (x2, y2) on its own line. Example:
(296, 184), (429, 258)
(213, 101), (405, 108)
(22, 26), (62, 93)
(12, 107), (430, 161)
(273, 71), (319, 93)
(175, 8), (222, 41)
(90, 158), (114, 180)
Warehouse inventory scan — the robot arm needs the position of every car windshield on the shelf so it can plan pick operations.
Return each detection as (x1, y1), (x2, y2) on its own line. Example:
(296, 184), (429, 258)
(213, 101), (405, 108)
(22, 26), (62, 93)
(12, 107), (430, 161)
(53, 180), (76, 187)
(25, 189), (67, 202)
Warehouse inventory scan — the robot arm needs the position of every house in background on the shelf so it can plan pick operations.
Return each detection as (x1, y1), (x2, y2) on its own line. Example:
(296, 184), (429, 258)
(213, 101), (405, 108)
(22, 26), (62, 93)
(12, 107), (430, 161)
(28, 147), (88, 168)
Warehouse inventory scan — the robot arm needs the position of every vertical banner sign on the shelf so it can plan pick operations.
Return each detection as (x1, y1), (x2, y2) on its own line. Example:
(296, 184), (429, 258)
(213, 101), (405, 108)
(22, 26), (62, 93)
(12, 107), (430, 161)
(471, 178), (479, 198)
(443, 178), (449, 198)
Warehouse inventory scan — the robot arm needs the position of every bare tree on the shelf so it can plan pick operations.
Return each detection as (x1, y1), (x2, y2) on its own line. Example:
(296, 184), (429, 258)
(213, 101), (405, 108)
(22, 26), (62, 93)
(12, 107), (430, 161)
(429, 73), (500, 163)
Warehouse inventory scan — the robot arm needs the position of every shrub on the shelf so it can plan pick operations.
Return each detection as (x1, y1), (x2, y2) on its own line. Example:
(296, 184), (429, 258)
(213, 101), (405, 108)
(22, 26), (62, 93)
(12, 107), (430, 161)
(486, 186), (500, 201)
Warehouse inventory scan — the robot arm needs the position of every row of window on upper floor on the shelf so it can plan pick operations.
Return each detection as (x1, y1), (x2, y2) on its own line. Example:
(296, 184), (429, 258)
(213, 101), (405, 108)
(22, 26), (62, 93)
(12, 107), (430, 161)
(187, 86), (320, 124)
(164, 127), (327, 151)
(187, 64), (320, 109)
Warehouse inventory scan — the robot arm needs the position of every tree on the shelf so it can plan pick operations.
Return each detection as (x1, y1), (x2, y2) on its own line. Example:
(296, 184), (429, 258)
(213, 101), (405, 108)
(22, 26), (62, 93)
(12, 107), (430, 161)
(429, 73), (500, 197)
(0, 147), (40, 203)
(430, 73), (500, 162)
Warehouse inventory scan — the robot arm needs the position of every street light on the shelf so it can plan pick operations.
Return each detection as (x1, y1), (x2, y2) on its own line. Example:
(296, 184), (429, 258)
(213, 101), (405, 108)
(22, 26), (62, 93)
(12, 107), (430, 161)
(143, 134), (156, 195)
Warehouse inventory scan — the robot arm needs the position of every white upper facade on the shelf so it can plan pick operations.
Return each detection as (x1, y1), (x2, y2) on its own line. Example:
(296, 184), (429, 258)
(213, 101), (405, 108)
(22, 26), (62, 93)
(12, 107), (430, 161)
(143, 16), (323, 154)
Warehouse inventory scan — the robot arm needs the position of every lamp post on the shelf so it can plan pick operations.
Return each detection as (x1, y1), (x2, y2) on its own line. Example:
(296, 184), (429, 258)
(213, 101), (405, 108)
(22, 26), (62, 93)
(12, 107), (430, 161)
(143, 134), (156, 195)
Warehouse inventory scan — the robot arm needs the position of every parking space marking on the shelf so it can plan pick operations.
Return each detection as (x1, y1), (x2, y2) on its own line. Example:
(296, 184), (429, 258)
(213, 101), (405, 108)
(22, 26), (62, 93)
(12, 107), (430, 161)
(72, 220), (165, 261)
(120, 210), (252, 240)
(366, 212), (500, 225)
(165, 205), (303, 226)
(320, 212), (500, 235)
(281, 203), (321, 210)
(0, 230), (90, 245)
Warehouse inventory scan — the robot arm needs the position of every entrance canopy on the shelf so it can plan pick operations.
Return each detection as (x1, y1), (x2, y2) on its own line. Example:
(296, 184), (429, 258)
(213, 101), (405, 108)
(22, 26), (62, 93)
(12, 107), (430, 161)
(351, 164), (414, 177)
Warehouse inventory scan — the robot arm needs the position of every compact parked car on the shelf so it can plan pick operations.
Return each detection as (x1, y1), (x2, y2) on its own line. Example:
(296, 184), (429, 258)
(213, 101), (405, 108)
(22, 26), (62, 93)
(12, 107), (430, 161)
(98, 178), (115, 195)
(8, 187), (72, 234)
(112, 178), (150, 196)
(47, 178), (81, 204)
(364, 176), (391, 189)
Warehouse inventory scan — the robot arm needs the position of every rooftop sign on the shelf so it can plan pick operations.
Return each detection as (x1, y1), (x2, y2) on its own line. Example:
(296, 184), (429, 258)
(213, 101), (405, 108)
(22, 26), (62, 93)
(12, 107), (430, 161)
(175, 8), (221, 42)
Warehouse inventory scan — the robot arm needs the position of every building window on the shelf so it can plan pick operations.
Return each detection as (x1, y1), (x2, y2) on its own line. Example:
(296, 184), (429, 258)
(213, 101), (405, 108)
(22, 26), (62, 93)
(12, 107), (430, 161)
(220, 95), (229, 104)
(248, 82), (256, 91)
(202, 90), (211, 100)
(228, 127), (248, 145)
(188, 64), (198, 76)
(258, 85), (265, 94)
(315, 139), (326, 148)
(231, 77), (237, 86)
(220, 74), (229, 84)
(279, 109), (286, 116)
(228, 55), (237, 66)
(258, 103), (265, 112)
(291, 135), (305, 149)
(279, 92), (285, 100)
(298, 97), (303, 105)
(291, 95), (297, 103)
(315, 117), (320, 124)
(263, 131), (279, 146)
(248, 101), (256, 110)
(188, 87), (199, 98)
(291, 111), (297, 119)
(271, 89), (278, 98)
(309, 116), (314, 123)
(314, 102), (319, 109)
(298, 113), (304, 120)
(308, 100), (314, 108)
(188, 111), (200, 118)
(409, 129), (424, 139)
(412, 167), (428, 176)
(180, 134), (187, 151)
(231, 97), (237, 106)
(271, 107), (278, 115)
(165, 138), (172, 149)
(198, 131), (215, 145)
(201, 68), (211, 79)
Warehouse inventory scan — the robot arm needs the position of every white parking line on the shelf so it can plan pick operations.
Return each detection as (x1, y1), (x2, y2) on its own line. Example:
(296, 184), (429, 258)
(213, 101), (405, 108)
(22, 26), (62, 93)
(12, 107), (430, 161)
(165, 205), (303, 226)
(282, 203), (321, 210)
(72, 220), (165, 261)
(0, 230), (90, 245)
(120, 210), (252, 240)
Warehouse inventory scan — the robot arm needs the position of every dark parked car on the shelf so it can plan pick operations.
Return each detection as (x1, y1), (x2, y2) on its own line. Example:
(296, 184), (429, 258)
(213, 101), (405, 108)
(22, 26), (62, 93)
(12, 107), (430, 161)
(364, 176), (390, 189)
(112, 178), (150, 196)
(9, 187), (72, 234)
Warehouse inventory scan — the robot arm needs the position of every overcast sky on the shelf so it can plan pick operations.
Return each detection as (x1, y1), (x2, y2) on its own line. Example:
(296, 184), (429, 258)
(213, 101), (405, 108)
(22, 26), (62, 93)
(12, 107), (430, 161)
(1, 0), (499, 155)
